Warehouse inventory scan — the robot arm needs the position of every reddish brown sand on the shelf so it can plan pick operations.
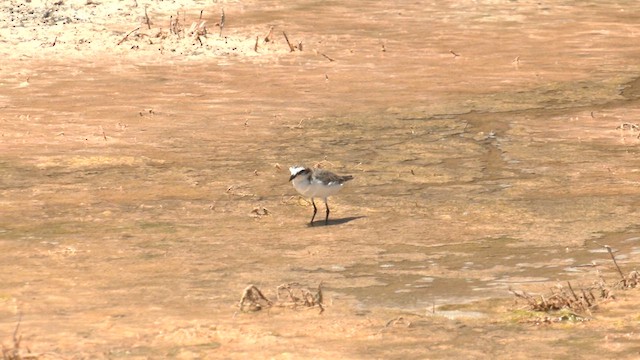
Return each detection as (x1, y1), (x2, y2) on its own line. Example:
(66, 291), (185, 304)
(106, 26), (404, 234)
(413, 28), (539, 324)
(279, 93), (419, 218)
(3, 1), (640, 358)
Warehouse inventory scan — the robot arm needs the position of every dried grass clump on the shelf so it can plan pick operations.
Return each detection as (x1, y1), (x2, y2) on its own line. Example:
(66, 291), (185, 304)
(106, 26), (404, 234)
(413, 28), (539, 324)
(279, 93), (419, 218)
(510, 280), (607, 315)
(510, 243), (639, 322)
(238, 282), (324, 314)
(2, 316), (37, 360)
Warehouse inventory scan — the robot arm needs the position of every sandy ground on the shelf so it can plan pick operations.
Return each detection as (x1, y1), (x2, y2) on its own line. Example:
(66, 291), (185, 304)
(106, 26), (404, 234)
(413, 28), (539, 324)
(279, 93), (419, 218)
(3, 0), (640, 358)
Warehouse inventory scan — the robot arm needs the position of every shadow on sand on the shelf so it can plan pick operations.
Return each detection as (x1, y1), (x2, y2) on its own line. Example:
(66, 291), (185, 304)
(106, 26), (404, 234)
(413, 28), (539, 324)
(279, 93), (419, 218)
(308, 216), (366, 227)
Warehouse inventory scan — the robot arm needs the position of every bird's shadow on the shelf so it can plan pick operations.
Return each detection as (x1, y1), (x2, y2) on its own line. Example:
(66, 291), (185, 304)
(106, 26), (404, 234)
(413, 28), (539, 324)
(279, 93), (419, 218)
(308, 215), (366, 227)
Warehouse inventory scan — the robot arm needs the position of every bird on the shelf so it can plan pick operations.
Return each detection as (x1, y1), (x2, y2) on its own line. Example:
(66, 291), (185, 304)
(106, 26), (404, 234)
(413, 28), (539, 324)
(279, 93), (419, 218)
(289, 165), (353, 225)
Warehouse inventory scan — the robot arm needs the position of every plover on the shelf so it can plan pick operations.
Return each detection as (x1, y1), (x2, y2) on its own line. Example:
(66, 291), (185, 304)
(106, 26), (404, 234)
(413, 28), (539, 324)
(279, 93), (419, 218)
(289, 165), (353, 225)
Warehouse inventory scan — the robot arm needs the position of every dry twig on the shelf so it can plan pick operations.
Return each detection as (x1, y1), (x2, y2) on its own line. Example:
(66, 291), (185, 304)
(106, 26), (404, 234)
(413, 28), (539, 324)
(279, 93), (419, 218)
(219, 8), (225, 37)
(144, 6), (151, 29)
(384, 316), (411, 328)
(592, 241), (638, 288)
(117, 27), (140, 45)
(239, 285), (272, 312)
(616, 123), (639, 131)
(605, 245), (625, 280)
(283, 31), (295, 52)
(264, 26), (274, 43)
(320, 52), (335, 62)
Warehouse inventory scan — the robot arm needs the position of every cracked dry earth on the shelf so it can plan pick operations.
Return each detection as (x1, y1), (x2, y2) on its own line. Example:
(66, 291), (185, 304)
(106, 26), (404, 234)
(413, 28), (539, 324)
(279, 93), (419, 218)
(3, 0), (640, 358)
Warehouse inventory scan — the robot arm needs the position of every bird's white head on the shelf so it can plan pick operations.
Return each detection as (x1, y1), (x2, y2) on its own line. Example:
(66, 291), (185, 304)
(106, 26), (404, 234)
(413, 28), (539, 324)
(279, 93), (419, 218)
(289, 165), (308, 182)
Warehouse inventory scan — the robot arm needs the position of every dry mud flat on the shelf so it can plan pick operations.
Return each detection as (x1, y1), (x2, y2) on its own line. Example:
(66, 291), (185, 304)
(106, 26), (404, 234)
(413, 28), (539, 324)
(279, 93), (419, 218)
(3, 0), (640, 359)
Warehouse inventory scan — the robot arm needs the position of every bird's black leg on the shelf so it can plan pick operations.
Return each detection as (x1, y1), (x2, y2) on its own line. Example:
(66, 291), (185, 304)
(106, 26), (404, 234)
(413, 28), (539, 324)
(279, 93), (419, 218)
(310, 198), (317, 225)
(324, 200), (330, 225)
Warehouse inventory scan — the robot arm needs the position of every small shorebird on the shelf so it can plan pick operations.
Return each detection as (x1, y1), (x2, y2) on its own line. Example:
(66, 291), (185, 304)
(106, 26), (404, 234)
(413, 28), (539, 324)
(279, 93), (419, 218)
(289, 165), (353, 225)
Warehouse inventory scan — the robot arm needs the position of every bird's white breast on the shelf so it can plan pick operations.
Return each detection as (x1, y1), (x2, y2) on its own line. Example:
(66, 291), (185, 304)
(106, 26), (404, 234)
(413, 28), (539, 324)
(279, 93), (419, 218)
(291, 174), (344, 199)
